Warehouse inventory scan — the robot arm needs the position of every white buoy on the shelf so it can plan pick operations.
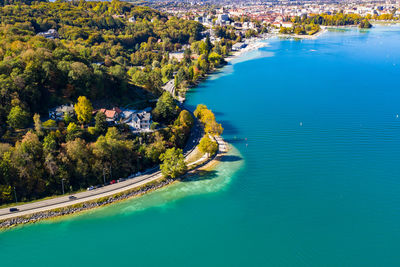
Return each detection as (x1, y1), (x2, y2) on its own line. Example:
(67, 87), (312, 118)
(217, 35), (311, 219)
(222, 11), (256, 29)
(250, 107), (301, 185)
(300, 122), (303, 126)
(396, 114), (399, 118)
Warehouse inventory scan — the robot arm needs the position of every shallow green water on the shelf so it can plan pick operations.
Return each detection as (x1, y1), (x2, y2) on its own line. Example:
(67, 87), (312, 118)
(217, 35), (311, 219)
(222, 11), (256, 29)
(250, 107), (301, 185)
(1, 25), (400, 266)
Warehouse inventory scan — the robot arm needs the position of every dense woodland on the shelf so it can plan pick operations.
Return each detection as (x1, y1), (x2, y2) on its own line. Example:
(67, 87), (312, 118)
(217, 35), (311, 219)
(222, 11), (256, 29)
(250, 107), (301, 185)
(0, 0), (228, 204)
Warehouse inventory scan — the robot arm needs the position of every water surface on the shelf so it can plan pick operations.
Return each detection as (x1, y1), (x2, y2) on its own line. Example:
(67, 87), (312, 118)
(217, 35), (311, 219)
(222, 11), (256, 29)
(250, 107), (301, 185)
(1, 25), (400, 266)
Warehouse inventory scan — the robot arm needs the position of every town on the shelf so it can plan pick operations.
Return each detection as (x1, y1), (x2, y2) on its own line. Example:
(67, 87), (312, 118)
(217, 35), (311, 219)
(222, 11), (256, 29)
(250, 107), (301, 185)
(147, 0), (399, 32)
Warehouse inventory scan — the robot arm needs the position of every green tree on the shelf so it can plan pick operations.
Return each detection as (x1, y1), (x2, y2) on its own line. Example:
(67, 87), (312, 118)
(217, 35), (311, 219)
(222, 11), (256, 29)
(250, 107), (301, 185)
(64, 112), (73, 125)
(74, 96), (93, 125)
(198, 135), (218, 157)
(66, 122), (81, 141)
(43, 120), (57, 128)
(159, 147), (187, 178)
(11, 131), (46, 199)
(145, 132), (166, 163)
(95, 112), (107, 135)
(153, 91), (178, 123)
(7, 106), (30, 129)
(208, 52), (222, 66)
(33, 113), (43, 136)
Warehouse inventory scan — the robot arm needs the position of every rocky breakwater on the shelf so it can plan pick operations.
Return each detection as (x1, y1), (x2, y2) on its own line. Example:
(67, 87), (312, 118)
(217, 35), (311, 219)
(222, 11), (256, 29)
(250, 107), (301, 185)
(0, 177), (175, 229)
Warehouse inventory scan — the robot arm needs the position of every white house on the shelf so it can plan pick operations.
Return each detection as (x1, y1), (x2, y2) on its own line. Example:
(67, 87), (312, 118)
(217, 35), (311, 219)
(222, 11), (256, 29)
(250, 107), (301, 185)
(281, 22), (294, 28)
(121, 110), (152, 131)
(37, 29), (60, 39)
(49, 104), (74, 121)
(232, 42), (247, 51)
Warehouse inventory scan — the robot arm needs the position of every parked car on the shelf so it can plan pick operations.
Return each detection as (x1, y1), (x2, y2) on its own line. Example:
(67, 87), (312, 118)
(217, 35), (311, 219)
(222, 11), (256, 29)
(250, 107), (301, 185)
(69, 196), (77, 200)
(87, 186), (94, 191)
(9, 207), (19, 212)
(110, 180), (116, 184)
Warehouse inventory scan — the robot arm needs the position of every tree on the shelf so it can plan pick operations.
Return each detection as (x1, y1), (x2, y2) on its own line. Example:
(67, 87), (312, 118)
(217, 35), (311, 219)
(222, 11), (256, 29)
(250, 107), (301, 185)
(198, 135), (218, 157)
(145, 132), (166, 163)
(159, 147), (187, 179)
(64, 112), (73, 125)
(64, 138), (94, 188)
(208, 52), (222, 66)
(7, 106), (30, 129)
(74, 96), (93, 125)
(11, 131), (46, 199)
(152, 91), (178, 123)
(95, 112), (107, 135)
(194, 104), (223, 135)
(43, 119), (57, 128)
(359, 19), (372, 29)
(194, 104), (207, 119)
(33, 113), (43, 136)
(66, 122), (81, 141)
(175, 110), (194, 128)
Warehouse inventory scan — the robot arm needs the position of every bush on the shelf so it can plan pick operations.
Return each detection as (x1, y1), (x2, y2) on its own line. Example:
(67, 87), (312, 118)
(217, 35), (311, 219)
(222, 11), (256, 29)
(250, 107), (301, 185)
(43, 119), (57, 128)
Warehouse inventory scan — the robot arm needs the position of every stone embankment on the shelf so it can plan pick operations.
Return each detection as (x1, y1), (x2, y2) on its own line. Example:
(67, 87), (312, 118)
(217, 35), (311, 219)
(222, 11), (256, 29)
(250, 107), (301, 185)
(0, 178), (174, 229)
(0, 135), (229, 230)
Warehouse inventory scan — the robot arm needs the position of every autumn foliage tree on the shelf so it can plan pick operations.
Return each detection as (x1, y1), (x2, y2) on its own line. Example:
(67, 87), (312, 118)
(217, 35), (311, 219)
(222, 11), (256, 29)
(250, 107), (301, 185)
(74, 96), (93, 125)
(194, 104), (223, 135)
(199, 135), (218, 157)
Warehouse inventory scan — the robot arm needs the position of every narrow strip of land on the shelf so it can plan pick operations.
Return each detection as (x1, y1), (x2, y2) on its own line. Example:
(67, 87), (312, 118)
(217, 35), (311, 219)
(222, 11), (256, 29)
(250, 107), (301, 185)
(0, 117), (226, 222)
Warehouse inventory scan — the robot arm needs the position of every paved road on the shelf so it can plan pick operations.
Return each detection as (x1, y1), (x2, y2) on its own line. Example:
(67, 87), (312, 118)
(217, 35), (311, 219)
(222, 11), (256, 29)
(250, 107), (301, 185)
(162, 79), (175, 96)
(0, 170), (164, 220)
(0, 107), (202, 221)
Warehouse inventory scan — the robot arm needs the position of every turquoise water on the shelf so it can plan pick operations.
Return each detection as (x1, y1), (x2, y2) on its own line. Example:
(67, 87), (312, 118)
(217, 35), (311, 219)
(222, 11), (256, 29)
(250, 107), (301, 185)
(2, 25), (400, 266)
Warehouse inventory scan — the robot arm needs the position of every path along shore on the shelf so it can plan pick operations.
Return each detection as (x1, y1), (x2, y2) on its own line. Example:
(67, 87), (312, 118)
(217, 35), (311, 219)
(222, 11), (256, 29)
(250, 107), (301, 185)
(0, 131), (229, 229)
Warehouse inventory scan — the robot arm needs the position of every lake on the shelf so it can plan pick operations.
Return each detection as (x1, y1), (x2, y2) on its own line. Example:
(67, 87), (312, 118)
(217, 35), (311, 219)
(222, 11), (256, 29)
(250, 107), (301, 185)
(1, 24), (400, 266)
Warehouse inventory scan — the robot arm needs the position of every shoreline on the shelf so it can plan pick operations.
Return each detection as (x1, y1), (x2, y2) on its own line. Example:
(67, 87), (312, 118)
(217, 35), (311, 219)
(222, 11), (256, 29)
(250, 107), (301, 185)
(225, 28), (331, 63)
(0, 136), (230, 230)
(0, 30), (271, 230)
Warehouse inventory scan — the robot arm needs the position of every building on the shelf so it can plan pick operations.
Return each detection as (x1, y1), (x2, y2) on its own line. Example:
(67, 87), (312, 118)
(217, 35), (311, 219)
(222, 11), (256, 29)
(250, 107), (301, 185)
(232, 42), (247, 51)
(97, 107), (122, 123)
(281, 22), (294, 28)
(37, 29), (59, 39)
(121, 110), (152, 131)
(49, 104), (74, 121)
(131, 111), (151, 130)
(218, 13), (230, 22)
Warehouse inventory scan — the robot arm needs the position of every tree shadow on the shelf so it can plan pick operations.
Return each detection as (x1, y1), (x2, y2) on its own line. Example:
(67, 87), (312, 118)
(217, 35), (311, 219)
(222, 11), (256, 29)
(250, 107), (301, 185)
(220, 120), (239, 135)
(180, 170), (219, 182)
(213, 111), (225, 116)
(218, 155), (242, 162)
(224, 138), (246, 144)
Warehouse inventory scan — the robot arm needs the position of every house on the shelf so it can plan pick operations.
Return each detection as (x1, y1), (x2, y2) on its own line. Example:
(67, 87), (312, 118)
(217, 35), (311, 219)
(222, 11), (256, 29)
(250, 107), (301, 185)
(281, 22), (294, 28)
(37, 29), (60, 39)
(232, 42), (247, 51)
(49, 104), (74, 121)
(121, 110), (152, 131)
(128, 16), (136, 23)
(97, 107), (122, 123)
(218, 13), (230, 22)
(272, 21), (282, 28)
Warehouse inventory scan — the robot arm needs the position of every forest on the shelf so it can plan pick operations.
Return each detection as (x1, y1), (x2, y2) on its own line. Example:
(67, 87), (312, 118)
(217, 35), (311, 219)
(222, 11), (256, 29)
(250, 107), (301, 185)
(0, 0), (230, 204)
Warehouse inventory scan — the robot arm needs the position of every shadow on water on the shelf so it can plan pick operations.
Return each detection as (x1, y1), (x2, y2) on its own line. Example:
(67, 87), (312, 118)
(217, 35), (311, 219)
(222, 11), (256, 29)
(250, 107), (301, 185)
(213, 111), (225, 116)
(218, 155), (242, 162)
(224, 138), (247, 144)
(220, 120), (240, 135)
(181, 170), (219, 182)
